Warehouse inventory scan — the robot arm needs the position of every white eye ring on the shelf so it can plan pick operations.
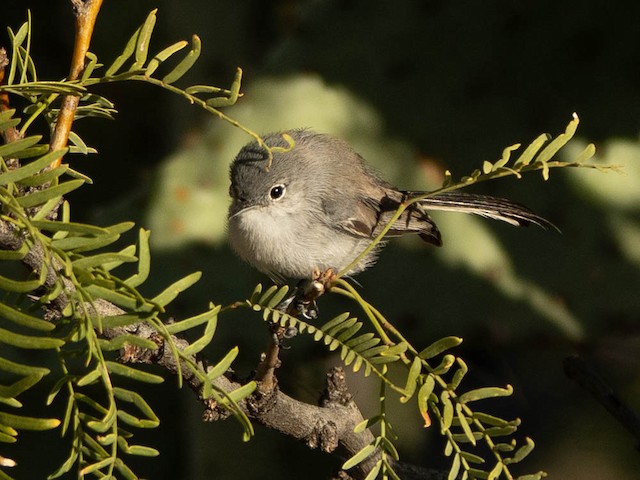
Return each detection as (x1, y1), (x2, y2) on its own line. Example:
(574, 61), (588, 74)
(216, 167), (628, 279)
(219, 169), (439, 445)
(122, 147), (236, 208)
(269, 184), (286, 200)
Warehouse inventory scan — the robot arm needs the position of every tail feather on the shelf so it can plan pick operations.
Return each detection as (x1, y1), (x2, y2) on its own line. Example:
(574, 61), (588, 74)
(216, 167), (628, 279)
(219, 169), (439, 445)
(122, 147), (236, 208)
(409, 191), (557, 231)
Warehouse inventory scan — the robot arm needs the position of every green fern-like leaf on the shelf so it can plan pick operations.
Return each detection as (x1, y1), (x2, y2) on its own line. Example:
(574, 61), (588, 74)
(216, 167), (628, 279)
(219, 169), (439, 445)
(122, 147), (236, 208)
(248, 293), (409, 389)
(331, 277), (548, 480)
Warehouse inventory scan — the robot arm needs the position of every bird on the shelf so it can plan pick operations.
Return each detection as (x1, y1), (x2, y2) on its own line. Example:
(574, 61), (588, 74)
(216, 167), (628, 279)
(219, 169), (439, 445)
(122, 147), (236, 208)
(227, 129), (554, 283)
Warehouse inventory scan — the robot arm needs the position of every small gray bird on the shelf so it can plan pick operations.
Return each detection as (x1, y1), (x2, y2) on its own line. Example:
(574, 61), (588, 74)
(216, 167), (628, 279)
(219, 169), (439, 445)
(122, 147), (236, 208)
(228, 130), (553, 282)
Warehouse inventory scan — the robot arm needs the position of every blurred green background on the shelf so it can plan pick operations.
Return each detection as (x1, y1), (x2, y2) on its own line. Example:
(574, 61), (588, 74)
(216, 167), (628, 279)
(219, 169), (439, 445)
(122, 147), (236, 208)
(3, 1), (640, 479)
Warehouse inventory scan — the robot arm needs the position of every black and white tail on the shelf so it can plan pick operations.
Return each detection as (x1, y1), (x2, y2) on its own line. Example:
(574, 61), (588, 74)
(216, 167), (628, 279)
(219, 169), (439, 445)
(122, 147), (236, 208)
(412, 191), (557, 231)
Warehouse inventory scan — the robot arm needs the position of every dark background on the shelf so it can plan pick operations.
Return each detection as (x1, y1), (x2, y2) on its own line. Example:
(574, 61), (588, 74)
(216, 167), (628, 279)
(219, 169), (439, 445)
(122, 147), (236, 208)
(3, 1), (640, 479)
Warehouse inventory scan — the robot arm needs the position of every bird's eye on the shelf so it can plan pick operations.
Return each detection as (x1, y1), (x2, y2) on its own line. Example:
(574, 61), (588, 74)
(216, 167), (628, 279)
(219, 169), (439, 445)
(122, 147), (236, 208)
(269, 184), (286, 200)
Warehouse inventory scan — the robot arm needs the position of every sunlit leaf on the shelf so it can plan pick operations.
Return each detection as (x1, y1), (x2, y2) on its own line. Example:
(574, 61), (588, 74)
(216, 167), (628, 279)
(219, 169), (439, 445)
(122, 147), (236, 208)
(419, 336), (463, 359)
(76, 368), (102, 388)
(132, 9), (157, 70)
(448, 358), (468, 391)
(487, 461), (503, 480)
(0, 327), (63, 349)
(0, 301), (55, 331)
(113, 387), (160, 428)
(431, 354), (456, 375)
(205, 347), (239, 381)
(448, 453), (461, 480)
(164, 305), (218, 334)
(473, 412), (514, 427)
(106, 361), (164, 384)
(363, 460), (382, 480)
(205, 67), (243, 107)
(0, 147), (64, 186)
(535, 113), (579, 164)
(513, 133), (549, 167)
(72, 252), (137, 270)
(17, 164), (69, 187)
(105, 23), (142, 76)
(0, 135), (42, 159)
(456, 403), (476, 445)
(145, 40), (188, 77)
(16, 179), (85, 208)
(0, 411), (59, 430)
(30, 219), (109, 235)
(342, 443), (376, 470)
(117, 435), (159, 457)
(417, 375), (435, 427)
(336, 321), (363, 342)
(321, 312), (351, 332)
(162, 35), (201, 84)
(441, 391), (454, 432)
(400, 356), (422, 402)
(459, 385), (513, 404)
(98, 335), (158, 351)
(460, 451), (485, 464)
(181, 305), (220, 355)
(504, 438), (535, 465)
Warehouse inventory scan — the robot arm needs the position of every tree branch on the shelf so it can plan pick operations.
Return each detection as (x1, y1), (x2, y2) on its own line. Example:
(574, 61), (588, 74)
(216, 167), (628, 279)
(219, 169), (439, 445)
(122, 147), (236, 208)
(102, 310), (381, 477)
(0, 216), (447, 479)
(49, 0), (104, 167)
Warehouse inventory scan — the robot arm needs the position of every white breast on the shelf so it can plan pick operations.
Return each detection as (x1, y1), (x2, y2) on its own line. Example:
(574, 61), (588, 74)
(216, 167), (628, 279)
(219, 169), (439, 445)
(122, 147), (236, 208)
(228, 205), (374, 280)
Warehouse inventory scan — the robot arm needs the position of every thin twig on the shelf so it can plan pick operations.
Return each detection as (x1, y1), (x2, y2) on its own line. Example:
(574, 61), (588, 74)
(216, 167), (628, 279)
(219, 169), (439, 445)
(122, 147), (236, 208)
(254, 336), (281, 393)
(564, 354), (640, 451)
(49, 0), (104, 167)
(254, 278), (328, 393)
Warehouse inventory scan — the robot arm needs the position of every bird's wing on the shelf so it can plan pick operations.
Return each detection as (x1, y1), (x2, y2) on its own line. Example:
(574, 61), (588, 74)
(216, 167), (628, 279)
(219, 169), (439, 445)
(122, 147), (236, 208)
(329, 190), (443, 246)
(331, 194), (380, 238)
